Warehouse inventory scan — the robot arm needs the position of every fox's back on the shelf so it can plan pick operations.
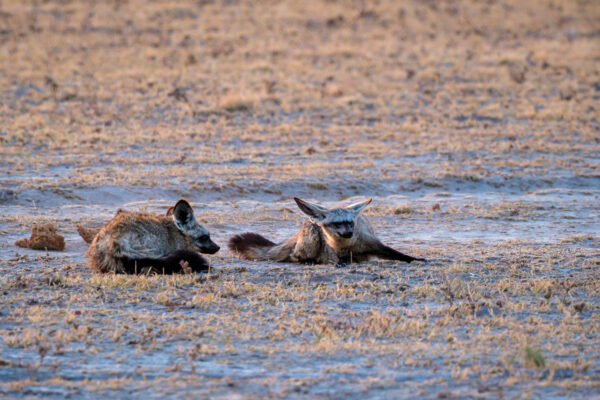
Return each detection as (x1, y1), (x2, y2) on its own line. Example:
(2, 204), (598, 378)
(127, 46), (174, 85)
(87, 211), (193, 272)
(106, 211), (191, 251)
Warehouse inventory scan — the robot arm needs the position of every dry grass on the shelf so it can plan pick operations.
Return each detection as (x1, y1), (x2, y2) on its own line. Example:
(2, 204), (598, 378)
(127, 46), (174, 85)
(1, 242), (598, 397)
(0, 0), (598, 196)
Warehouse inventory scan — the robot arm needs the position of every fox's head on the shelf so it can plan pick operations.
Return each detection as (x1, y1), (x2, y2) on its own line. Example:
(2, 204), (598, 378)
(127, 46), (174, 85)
(293, 197), (372, 240)
(172, 199), (220, 254)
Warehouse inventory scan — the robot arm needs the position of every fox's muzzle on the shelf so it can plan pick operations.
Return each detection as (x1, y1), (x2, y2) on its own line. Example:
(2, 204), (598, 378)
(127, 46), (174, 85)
(200, 240), (220, 254)
(332, 221), (354, 239)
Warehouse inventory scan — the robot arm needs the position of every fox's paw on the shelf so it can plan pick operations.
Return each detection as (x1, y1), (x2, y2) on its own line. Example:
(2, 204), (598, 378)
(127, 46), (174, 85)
(334, 262), (347, 268)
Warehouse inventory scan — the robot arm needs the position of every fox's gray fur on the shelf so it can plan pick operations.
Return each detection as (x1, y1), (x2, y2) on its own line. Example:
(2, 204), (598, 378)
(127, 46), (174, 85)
(228, 197), (425, 265)
(87, 199), (219, 274)
(77, 206), (175, 245)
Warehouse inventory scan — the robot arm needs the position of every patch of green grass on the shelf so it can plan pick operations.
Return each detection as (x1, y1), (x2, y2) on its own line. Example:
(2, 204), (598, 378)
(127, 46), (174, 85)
(524, 346), (546, 369)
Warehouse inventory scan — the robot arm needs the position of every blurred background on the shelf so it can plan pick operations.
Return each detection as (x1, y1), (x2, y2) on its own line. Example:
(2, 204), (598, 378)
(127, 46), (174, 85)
(1, 0), (598, 201)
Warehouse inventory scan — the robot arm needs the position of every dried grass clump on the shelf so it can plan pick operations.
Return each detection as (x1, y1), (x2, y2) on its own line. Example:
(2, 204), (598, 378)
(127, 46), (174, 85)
(15, 223), (65, 251)
(394, 205), (413, 215)
(220, 95), (254, 112)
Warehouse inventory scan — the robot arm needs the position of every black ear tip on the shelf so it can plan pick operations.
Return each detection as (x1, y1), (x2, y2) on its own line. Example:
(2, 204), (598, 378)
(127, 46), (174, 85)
(174, 199), (194, 214)
(175, 199), (192, 208)
(294, 197), (310, 206)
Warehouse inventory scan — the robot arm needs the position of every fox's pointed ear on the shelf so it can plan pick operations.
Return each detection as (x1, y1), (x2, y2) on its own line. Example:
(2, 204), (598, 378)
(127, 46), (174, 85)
(346, 198), (372, 214)
(173, 199), (197, 231)
(294, 197), (328, 220)
(165, 206), (175, 217)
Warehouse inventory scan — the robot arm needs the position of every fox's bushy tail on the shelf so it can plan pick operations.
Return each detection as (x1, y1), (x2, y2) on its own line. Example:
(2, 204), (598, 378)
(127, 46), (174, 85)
(76, 225), (100, 244)
(228, 232), (291, 261)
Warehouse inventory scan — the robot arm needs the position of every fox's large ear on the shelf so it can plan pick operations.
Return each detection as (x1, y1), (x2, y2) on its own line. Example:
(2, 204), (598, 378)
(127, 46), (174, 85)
(173, 199), (197, 232)
(294, 197), (328, 220)
(346, 198), (372, 214)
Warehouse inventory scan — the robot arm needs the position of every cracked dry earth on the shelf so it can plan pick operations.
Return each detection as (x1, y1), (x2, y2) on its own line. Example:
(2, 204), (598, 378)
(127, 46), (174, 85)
(1, 0), (599, 398)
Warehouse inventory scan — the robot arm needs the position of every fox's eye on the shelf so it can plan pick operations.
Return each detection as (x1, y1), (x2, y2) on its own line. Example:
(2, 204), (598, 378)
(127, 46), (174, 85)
(196, 234), (209, 241)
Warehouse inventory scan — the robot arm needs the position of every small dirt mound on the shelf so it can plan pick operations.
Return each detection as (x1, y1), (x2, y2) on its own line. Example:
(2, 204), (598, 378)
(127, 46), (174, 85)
(15, 223), (65, 251)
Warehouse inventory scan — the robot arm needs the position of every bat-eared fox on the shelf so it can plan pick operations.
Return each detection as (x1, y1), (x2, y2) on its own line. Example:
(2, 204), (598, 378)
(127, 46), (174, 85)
(86, 199), (219, 274)
(228, 197), (425, 266)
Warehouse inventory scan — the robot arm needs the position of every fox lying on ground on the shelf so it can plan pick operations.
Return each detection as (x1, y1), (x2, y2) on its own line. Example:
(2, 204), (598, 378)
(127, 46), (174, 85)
(229, 197), (425, 266)
(87, 199), (219, 274)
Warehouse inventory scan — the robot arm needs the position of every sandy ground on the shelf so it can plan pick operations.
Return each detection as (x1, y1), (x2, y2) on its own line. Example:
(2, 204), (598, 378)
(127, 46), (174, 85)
(1, 0), (599, 398)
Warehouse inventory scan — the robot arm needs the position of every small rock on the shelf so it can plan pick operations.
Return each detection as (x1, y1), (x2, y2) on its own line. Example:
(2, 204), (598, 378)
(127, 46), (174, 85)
(559, 83), (576, 100)
(326, 15), (344, 28)
(168, 87), (188, 102)
(0, 189), (16, 203)
(509, 64), (527, 84)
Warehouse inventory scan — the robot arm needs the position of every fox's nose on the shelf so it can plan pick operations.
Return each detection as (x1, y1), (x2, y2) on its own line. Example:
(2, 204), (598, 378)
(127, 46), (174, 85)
(202, 241), (220, 254)
(340, 232), (353, 239)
